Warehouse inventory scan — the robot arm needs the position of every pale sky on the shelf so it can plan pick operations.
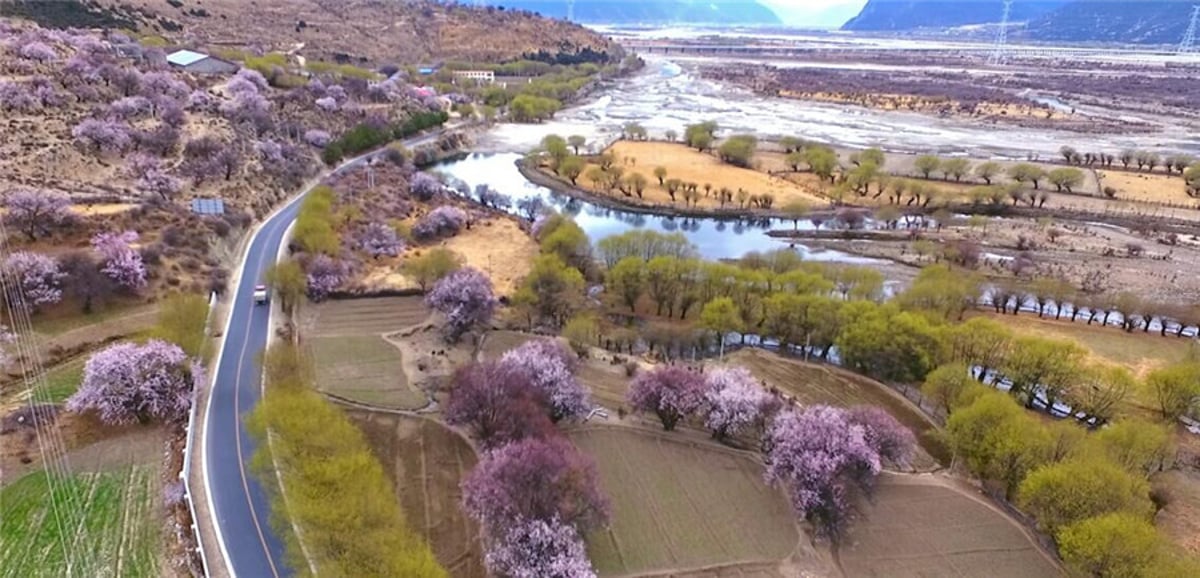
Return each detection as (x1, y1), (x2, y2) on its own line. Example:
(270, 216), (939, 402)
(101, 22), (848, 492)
(761, 0), (869, 27)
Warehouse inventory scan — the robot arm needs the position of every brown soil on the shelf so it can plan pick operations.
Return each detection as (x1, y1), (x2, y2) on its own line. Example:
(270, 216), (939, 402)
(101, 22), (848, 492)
(347, 411), (485, 578)
(570, 424), (823, 578)
(1, 410), (166, 484)
(1154, 469), (1200, 555)
(807, 214), (1200, 304)
(840, 472), (1061, 578)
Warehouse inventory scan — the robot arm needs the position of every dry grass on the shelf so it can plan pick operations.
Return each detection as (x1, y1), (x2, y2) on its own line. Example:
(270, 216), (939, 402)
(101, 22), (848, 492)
(478, 329), (541, 361)
(570, 426), (813, 577)
(1154, 468), (1200, 555)
(358, 216), (536, 296)
(441, 217), (536, 296)
(68, 203), (139, 216)
(348, 411), (485, 578)
(1098, 170), (1192, 204)
(979, 312), (1198, 378)
(839, 473), (1061, 578)
(729, 348), (947, 468)
(579, 141), (826, 210)
(779, 90), (1067, 121)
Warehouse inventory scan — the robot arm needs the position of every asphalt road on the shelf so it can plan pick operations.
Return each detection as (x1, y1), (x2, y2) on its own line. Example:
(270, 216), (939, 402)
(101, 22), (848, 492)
(203, 132), (445, 577)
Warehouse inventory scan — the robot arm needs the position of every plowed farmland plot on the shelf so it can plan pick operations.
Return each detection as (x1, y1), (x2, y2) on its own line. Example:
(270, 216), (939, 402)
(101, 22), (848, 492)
(349, 410), (485, 578)
(571, 426), (808, 577)
(303, 297), (430, 409)
(0, 466), (161, 578)
(731, 349), (947, 467)
(840, 474), (1060, 578)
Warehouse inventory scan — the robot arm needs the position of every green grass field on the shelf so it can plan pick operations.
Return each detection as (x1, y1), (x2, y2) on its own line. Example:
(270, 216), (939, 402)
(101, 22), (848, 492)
(0, 466), (161, 578)
(41, 359), (85, 403)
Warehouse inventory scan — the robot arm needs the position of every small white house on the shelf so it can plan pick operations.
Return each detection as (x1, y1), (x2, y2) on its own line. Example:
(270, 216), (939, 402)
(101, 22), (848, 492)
(166, 50), (238, 75)
(451, 70), (495, 83)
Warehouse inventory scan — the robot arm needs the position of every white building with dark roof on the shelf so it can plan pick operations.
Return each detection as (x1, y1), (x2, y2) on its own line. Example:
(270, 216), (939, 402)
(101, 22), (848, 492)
(166, 50), (238, 75)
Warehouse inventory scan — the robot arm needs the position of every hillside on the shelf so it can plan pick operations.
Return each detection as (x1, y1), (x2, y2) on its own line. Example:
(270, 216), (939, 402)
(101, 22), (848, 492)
(493, 0), (781, 25)
(1023, 1), (1190, 44)
(841, 0), (1189, 45)
(842, 0), (1065, 31)
(1, 0), (619, 64)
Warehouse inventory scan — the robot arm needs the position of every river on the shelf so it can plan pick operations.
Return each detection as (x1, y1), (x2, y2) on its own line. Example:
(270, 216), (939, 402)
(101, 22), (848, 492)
(435, 51), (1196, 264)
(478, 55), (1197, 158)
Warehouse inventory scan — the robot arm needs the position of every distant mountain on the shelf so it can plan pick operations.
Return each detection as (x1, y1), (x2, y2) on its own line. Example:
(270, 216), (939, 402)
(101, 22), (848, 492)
(841, 1), (1066, 31)
(1023, 1), (1191, 44)
(494, 1), (782, 25)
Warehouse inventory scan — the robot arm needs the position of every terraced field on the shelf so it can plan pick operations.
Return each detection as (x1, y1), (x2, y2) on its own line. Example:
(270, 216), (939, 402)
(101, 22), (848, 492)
(571, 426), (815, 577)
(303, 296), (431, 409)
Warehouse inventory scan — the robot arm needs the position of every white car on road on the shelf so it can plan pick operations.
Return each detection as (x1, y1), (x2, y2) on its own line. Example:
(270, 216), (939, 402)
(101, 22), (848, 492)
(253, 284), (268, 305)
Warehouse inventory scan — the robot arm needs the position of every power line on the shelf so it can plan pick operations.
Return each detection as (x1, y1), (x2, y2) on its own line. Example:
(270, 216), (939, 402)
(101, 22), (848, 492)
(1180, 5), (1199, 54)
(988, 0), (1014, 65)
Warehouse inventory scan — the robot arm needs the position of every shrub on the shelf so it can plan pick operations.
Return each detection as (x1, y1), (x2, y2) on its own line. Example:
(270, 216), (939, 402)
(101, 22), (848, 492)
(412, 205), (466, 240)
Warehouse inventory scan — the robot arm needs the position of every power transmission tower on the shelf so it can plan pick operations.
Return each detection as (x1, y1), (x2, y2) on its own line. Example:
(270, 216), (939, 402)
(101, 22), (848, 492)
(988, 0), (1014, 65)
(1180, 5), (1200, 54)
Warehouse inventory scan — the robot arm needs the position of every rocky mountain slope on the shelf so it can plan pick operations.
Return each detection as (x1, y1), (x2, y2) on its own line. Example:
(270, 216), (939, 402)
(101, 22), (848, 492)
(1, 0), (618, 64)
(1023, 1), (1191, 44)
(842, 0), (1065, 31)
(494, 0), (781, 25)
(841, 0), (1190, 45)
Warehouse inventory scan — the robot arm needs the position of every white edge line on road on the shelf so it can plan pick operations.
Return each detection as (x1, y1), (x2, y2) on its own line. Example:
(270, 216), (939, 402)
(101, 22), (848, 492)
(197, 133), (442, 577)
(201, 185), (305, 578)
(262, 217), (320, 575)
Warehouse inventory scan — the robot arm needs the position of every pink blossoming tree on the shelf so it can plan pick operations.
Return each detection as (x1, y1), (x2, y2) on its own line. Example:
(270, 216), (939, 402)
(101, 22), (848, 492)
(425, 267), (496, 342)
(66, 340), (201, 424)
(763, 405), (883, 540)
(500, 339), (589, 423)
(2, 188), (72, 241)
(91, 231), (147, 291)
(702, 366), (769, 440)
(485, 516), (597, 578)
(3, 252), (65, 311)
(627, 365), (705, 431)
(462, 436), (609, 534)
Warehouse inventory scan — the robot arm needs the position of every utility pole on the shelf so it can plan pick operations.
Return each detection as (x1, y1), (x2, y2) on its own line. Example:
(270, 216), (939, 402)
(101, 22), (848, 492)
(988, 0), (1014, 65)
(1180, 5), (1200, 54)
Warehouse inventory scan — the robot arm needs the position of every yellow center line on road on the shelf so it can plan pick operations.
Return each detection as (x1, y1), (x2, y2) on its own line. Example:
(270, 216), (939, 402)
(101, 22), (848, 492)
(231, 215), (286, 578)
